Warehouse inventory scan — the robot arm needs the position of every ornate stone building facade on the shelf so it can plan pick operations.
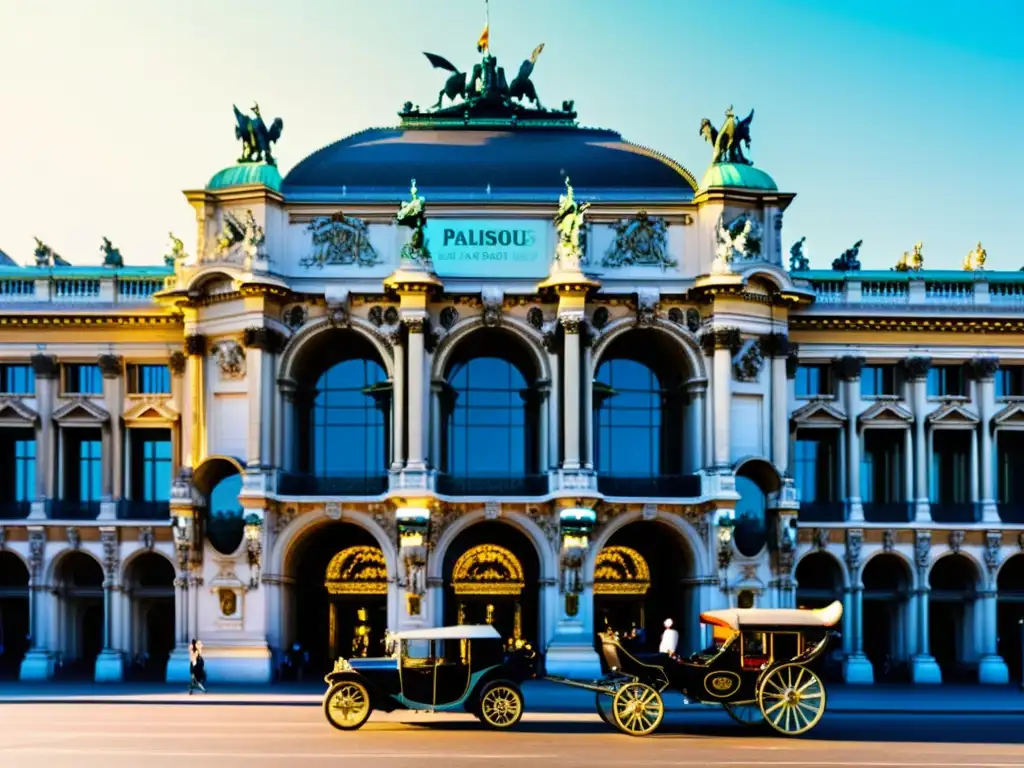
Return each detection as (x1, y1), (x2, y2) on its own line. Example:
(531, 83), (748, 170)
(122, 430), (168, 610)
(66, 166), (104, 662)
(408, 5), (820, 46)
(0, 47), (1021, 685)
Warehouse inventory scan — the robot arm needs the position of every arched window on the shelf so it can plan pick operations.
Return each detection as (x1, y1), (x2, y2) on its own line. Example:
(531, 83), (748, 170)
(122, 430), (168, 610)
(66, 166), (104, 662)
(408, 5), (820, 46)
(289, 330), (392, 495)
(308, 358), (389, 478)
(593, 333), (690, 495)
(207, 472), (244, 555)
(733, 475), (767, 557)
(439, 331), (542, 493)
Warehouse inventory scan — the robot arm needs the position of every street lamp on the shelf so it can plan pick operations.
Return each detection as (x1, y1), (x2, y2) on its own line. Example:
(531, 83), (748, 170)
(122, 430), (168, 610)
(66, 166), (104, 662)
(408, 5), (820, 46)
(243, 513), (263, 589)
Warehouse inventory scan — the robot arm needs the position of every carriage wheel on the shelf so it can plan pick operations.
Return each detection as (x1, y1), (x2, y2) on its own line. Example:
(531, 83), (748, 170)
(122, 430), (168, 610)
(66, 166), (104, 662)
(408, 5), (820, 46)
(479, 682), (524, 729)
(724, 703), (765, 727)
(324, 681), (373, 731)
(757, 663), (827, 736)
(611, 682), (664, 737)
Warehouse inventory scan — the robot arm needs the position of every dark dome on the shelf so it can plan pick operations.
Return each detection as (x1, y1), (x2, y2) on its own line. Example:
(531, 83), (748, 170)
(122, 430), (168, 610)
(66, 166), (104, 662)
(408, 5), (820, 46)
(281, 126), (696, 202)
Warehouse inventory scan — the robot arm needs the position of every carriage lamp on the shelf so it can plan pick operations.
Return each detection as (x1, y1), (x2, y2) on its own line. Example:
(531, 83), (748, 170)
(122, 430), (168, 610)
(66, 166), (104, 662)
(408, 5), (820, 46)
(717, 517), (736, 570)
(244, 513), (263, 589)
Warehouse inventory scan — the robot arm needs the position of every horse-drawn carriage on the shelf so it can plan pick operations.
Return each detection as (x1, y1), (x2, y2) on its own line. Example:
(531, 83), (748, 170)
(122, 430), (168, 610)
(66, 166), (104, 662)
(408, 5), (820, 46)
(547, 600), (843, 737)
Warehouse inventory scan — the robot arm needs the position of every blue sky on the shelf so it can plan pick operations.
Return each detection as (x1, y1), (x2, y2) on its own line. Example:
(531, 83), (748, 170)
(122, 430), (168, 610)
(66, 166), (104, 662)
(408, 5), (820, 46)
(0, 0), (1020, 270)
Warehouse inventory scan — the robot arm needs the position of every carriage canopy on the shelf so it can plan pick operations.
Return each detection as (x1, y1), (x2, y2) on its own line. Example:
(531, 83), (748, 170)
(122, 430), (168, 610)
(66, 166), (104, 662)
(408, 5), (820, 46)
(699, 600), (843, 631)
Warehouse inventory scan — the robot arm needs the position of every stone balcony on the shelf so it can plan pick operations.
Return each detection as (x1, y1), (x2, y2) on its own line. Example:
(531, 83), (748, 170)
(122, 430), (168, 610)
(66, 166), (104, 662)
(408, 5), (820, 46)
(0, 266), (171, 305)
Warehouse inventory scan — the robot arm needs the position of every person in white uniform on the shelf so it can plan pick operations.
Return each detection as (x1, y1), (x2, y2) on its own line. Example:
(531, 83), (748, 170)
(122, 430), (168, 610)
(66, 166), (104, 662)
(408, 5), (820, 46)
(659, 618), (679, 657)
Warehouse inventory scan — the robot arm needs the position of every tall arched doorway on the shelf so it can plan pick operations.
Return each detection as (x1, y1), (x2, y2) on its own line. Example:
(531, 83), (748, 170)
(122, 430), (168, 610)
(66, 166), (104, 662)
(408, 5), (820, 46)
(593, 330), (694, 494)
(929, 555), (979, 682)
(862, 554), (913, 682)
(0, 552), (29, 679)
(438, 329), (545, 494)
(123, 553), (175, 681)
(795, 552), (844, 681)
(443, 522), (539, 648)
(593, 521), (695, 655)
(290, 523), (388, 677)
(997, 554), (1024, 683)
(53, 551), (104, 680)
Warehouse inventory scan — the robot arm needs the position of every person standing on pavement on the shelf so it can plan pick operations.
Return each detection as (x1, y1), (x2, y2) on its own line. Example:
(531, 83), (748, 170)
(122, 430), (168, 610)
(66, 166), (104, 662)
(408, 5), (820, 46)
(188, 638), (207, 694)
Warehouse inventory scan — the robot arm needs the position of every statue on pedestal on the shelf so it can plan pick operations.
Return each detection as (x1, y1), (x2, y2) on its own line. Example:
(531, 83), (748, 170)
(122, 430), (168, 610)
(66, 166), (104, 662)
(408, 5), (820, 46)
(233, 103), (284, 166)
(700, 106), (755, 165)
(552, 176), (590, 272)
(396, 179), (432, 268)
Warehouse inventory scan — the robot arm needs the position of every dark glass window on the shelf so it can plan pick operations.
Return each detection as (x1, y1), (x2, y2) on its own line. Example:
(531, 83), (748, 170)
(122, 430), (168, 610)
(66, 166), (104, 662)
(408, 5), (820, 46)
(861, 365), (900, 397)
(444, 356), (531, 477)
(128, 364), (171, 395)
(64, 429), (102, 501)
(997, 431), (1024, 503)
(795, 365), (830, 397)
(130, 429), (172, 501)
(930, 431), (970, 503)
(207, 473), (244, 555)
(594, 359), (684, 476)
(0, 364), (34, 394)
(0, 429), (35, 502)
(733, 475), (767, 557)
(308, 359), (389, 477)
(995, 367), (1024, 398)
(794, 430), (838, 503)
(927, 365), (965, 397)
(862, 430), (904, 503)
(63, 364), (102, 395)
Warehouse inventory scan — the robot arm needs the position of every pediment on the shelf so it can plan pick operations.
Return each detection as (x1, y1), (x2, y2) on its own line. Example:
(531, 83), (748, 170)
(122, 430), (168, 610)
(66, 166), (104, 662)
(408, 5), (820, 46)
(791, 400), (846, 427)
(927, 402), (979, 425)
(123, 399), (179, 424)
(53, 397), (109, 423)
(0, 397), (38, 425)
(992, 401), (1024, 427)
(859, 400), (913, 425)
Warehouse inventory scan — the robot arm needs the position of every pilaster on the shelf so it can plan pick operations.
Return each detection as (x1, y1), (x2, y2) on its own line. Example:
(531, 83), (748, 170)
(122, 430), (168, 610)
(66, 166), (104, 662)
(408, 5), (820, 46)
(99, 354), (123, 519)
(704, 328), (740, 470)
(904, 357), (932, 522)
(834, 356), (865, 521)
(968, 357), (1000, 522)
(182, 333), (207, 468)
(30, 354), (58, 517)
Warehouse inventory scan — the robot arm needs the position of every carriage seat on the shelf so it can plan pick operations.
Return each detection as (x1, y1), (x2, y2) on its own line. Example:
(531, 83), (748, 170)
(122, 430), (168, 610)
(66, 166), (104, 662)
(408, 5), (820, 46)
(699, 600), (843, 631)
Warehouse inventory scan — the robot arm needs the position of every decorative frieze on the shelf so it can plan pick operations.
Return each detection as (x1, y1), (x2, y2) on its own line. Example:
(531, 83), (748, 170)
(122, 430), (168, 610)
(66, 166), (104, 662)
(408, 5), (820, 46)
(602, 211), (675, 269)
(302, 213), (379, 268)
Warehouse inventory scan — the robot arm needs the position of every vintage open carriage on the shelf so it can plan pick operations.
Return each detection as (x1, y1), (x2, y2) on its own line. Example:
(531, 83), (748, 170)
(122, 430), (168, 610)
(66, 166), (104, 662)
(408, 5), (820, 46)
(547, 600), (843, 737)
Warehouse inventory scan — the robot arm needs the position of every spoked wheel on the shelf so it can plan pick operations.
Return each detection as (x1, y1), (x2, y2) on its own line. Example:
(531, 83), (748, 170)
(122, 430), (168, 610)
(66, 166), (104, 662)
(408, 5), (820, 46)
(610, 682), (664, 737)
(478, 682), (525, 729)
(724, 702), (766, 728)
(324, 681), (373, 731)
(757, 663), (827, 736)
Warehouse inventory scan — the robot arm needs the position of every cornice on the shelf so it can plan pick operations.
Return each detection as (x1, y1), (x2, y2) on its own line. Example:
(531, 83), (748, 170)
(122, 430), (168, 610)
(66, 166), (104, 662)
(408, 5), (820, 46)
(0, 313), (181, 328)
(789, 316), (1024, 334)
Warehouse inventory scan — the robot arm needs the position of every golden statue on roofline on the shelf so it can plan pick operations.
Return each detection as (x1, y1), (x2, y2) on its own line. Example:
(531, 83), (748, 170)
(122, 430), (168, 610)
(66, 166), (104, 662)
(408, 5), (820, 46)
(963, 241), (986, 271)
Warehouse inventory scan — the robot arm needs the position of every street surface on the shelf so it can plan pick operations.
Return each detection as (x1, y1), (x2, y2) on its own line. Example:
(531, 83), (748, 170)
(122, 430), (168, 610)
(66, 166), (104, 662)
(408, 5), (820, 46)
(0, 700), (1020, 768)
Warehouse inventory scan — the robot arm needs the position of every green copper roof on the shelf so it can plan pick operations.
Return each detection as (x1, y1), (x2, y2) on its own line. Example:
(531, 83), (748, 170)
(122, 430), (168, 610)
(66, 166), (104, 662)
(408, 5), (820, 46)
(207, 163), (282, 192)
(700, 162), (777, 192)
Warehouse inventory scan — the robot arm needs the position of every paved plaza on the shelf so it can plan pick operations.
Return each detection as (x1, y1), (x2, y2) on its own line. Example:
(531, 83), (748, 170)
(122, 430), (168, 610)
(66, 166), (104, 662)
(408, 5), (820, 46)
(0, 697), (1020, 768)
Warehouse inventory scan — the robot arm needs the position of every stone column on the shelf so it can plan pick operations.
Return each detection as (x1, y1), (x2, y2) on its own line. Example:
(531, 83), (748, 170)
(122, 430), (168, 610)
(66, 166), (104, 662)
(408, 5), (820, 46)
(969, 357), (1000, 522)
(561, 316), (582, 470)
(242, 330), (278, 470)
(970, 427), (980, 505)
(904, 357), (932, 522)
(842, 529), (872, 683)
(763, 334), (791, 475)
(910, 530), (941, 683)
(181, 335), (207, 469)
(404, 318), (427, 471)
(430, 381), (443, 470)
(537, 381), (551, 470)
(19, 528), (54, 680)
(685, 380), (707, 474)
(99, 354), (124, 516)
(278, 378), (297, 474)
(835, 356), (865, 521)
(169, 352), (186, 478)
(707, 328), (740, 469)
(94, 527), (124, 681)
(547, 348), (560, 471)
(978, 533), (1010, 684)
(582, 341), (594, 469)
(391, 333), (406, 470)
(30, 354), (58, 513)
